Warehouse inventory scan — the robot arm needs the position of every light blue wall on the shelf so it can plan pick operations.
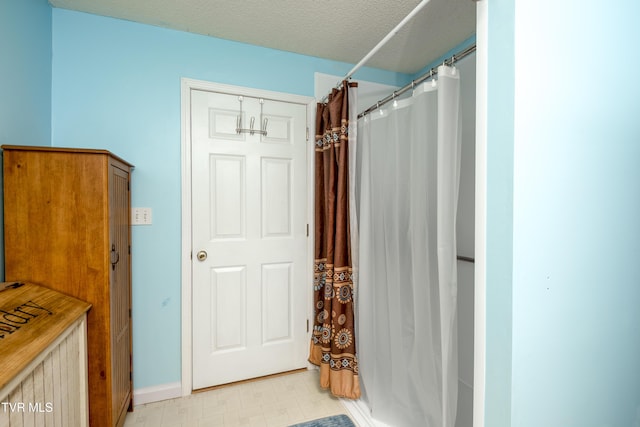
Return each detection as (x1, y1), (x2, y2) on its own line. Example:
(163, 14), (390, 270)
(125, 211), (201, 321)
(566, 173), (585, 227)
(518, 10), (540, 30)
(484, 0), (514, 425)
(51, 9), (411, 389)
(486, 0), (640, 426)
(0, 0), (52, 147)
(0, 0), (53, 282)
(511, 1), (640, 425)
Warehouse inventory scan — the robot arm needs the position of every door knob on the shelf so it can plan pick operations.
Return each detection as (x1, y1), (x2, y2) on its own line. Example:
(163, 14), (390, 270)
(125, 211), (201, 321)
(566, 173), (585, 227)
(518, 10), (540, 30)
(196, 250), (208, 261)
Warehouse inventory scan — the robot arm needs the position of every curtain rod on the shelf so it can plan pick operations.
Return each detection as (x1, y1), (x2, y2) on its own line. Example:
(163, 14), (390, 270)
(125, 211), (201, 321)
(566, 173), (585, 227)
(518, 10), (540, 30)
(344, 0), (433, 82)
(358, 43), (476, 118)
(320, 0), (432, 103)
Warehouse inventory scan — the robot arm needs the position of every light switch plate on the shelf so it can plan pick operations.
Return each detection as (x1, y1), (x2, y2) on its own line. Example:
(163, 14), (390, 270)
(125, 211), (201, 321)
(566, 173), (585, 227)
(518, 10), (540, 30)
(131, 207), (152, 225)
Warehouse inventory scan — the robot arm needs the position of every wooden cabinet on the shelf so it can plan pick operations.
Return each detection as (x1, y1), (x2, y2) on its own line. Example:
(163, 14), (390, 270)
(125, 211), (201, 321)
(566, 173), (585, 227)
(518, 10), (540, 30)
(2, 146), (133, 427)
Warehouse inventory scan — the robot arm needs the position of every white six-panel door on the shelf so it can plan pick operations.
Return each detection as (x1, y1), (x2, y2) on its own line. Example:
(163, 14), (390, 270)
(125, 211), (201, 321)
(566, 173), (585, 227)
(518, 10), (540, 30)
(191, 89), (308, 389)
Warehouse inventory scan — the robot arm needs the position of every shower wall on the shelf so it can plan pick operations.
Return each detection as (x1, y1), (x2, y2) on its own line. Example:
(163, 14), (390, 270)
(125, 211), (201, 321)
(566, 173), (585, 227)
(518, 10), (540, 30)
(455, 53), (476, 427)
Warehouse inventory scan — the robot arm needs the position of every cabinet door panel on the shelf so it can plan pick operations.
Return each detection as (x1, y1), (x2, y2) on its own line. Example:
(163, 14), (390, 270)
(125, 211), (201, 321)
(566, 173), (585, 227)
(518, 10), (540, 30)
(109, 163), (132, 424)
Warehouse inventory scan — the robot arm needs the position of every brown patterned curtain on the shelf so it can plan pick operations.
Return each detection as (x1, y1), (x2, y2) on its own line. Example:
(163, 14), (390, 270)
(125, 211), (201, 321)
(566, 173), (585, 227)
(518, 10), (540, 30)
(308, 82), (360, 399)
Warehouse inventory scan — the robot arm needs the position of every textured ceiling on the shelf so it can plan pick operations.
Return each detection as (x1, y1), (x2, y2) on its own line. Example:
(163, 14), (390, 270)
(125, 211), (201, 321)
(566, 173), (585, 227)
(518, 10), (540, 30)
(48, 0), (476, 74)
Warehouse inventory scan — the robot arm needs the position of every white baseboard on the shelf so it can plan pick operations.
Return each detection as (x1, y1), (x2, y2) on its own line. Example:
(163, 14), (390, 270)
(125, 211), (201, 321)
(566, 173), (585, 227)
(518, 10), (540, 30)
(341, 398), (393, 427)
(133, 382), (182, 406)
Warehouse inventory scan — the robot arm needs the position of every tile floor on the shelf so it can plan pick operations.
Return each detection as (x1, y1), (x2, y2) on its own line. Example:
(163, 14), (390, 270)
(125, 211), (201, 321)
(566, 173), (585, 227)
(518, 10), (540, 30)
(123, 369), (356, 427)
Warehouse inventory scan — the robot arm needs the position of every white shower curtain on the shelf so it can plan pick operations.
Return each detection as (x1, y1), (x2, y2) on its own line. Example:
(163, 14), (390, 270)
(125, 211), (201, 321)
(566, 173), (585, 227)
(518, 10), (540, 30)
(356, 65), (461, 427)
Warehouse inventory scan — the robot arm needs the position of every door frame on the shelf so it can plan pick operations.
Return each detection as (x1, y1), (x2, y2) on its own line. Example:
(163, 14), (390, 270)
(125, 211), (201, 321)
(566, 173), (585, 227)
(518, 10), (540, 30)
(180, 78), (316, 396)
(474, 2), (487, 426)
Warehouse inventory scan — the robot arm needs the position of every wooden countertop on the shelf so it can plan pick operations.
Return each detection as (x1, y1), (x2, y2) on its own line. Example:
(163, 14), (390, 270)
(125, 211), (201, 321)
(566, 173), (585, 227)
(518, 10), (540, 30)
(0, 282), (91, 390)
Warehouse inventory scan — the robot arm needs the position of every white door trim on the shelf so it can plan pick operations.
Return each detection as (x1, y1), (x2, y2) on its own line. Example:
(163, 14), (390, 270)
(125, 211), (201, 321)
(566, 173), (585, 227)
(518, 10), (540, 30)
(180, 78), (315, 396)
(473, 2), (488, 426)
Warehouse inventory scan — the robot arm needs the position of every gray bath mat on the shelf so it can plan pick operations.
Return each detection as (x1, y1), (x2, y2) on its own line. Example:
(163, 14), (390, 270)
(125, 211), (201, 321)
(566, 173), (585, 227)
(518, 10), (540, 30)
(289, 414), (356, 427)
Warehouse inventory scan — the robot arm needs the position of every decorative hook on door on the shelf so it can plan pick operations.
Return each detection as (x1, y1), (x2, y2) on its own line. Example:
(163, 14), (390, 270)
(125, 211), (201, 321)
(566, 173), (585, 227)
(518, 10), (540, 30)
(235, 96), (268, 136)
